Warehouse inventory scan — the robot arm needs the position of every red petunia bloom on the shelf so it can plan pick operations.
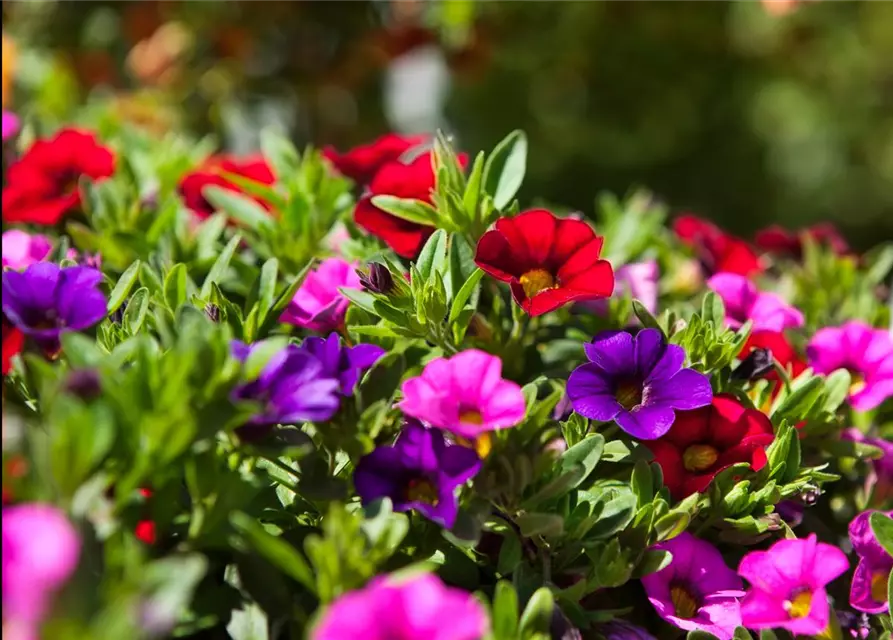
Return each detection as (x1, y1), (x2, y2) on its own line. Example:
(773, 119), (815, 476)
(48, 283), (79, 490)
(474, 209), (614, 316)
(135, 487), (157, 544)
(178, 155), (275, 220)
(755, 223), (850, 259)
(646, 393), (775, 500)
(2, 315), (24, 376)
(2, 129), (115, 225)
(673, 214), (763, 277)
(324, 133), (426, 186)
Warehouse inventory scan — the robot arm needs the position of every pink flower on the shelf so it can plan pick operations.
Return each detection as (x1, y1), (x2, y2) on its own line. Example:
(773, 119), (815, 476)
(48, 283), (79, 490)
(707, 272), (804, 332)
(2, 504), (81, 640)
(279, 258), (361, 332)
(848, 510), (892, 614)
(2, 230), (53, 270)
(806, 321), (893, 412)
(738, 534), (849, 636)
(2, 111), (19, 142)
(641, 532), (744, 640)
(399, 350), (526, 440)
(311, 572), (488, 640)
(584, 260), (660, 316)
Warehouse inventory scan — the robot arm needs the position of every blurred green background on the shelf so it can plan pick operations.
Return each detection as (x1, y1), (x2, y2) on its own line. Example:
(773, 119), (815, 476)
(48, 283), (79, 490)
(4, 0), (893, 249)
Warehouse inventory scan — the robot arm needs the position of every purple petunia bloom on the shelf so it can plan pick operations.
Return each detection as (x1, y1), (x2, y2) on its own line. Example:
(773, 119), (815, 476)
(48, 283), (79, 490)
(353, 420), (481, 528)
(230, 340), (341, 441)
(641, 532), (744, 640)
(311, 572), (488, 640)
(566, 329), (713, 440)
(848, 510), (892, 614)
(738, 534), (849, 636)
(300, 333), (385, 396)
(1, 263), (107, 350)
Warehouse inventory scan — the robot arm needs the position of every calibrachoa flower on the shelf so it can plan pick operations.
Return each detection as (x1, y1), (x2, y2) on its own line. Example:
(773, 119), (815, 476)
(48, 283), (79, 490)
(2, 504), (81, 640)
(280, 258), (362, 332)
(848, 510), (892, 613)
(178, 155), (275, 220)
(738, 534), (849, 635)
(641, 532), (744, 639)
(756, 223), (849, 259)
(583, 260), (659, 317)
(300, 333), (385, 396)
(843, 429), (893, 505)
(354, 420), (481, 528)
(135, 488), (157, 545)
(673, 214), (763, 277)
(707, 272), (804, 332)
(567, 329), (713, 440)
(1, 230), (52, 270)
(474, 209), (614, 316)
(1, 128), (115, 225)
(2, 110), (18, 141)
(646, 394), (775, 499)
(807, 320), (893, 412)
(1, 263), (107, 351)
(312, 572), (488, 640)
(2, 316), (23, 376)
(324, 132), (426, 185)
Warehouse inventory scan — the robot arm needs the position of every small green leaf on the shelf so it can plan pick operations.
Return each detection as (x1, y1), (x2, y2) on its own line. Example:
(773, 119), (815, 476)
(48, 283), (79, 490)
(701, 291), (725, 327)
(491, 580), (519, 639)
(687, 631), (720, 640)
(632, 300), (664, 333)
(462, 151), (486, 222)
(415, 229), (449, 283)
(733, 629), (754, 640)
(201, 234), (242, 298)
(518, 587), (553, 636)
(257, 258), (279, 320)
(260, 128), (300, 178)
(516, 513), (564, 537)
(370, 195), (439, 226)
(340, 288), (379, 315)
(123, 287), (150, 335)
(163, 263), (189, 310)
(230, 512), (315, 593)
(556, 434), (605, 490)
(107, 260), (141, 313)
(870, 512), (893, 557)
(448, 269), (484, 323)
(483, 130), (528, 210)
(631, 459), (654, 506)
(204, 186), (273, 231)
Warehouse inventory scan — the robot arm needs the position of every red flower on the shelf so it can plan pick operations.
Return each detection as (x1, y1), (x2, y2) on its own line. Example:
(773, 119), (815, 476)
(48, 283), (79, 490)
(135, 487), (157, 544)
(178, 155), (275, 220)
(324, 133), (426, 185)
(646, 393), (775, 499)
(1, 129), (115, 225)
(673, 214), (763, 277)
(2, 316), (24, 375)
(474, 209), (614, 316)
(755, 223), (850, 259)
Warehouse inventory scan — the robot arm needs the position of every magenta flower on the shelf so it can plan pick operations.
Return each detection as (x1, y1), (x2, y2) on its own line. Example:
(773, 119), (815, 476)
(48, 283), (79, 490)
(279, 258), (362, 332)
(848, 510), (892, 614)
(641, 532), (744, 640)
(707, 272), (803, 332)
(2, 230), (53, 270)
(399, 349), (526, 440)
(2, 111), (19, 142)
(738, 534), (849, 635)
(583, 260), (660, 316)
(2, 504), (81, 639)
(807, 321), (893, 412)
(311, 572), (488, 640)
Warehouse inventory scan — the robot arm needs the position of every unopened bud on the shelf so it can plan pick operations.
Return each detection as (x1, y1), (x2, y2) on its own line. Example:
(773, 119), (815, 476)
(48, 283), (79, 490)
(358, 263), (395, 295)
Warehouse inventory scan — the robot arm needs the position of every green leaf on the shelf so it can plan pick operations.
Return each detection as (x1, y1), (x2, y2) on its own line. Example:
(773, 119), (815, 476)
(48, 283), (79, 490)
(630, 459), (654, 506)
(516, 512), (564, 537)
(122, 287), (150, 335)
(701, 291), (725, 327)
(370, 195), (439, 226)
(415, 229), (449, 283)
(447, 233), (478, 302)
(484, 130), (528, 210)
(518, 587), (553, 637)
(632, 300), (664, 333)
(230, 512), (316, 593)
(448, 269), (485, 323)
(340, 288), (379, 315)
(733, 629), (754, 640)
(635, 549), (673, 577)
(654, 511), (691, 542)
(759, 630), (779, 640)
(201, 234), (242, 298)
(260, 128), (300, 178)
(556, 434), (605, 490)
(204, 186), (273, 232)
(462, 151), (486, 222)
(822, 369), (852, 413)
(257, 261), (314, 337)
(491, 581), (519, 640)
(107, 260), (140, 313)
(687, 631), (720, 640)
(226, 602), (269, 640)
(256, 258), (279, 320)
(870, 512), (893, 557)
(163, 263), (189, 310)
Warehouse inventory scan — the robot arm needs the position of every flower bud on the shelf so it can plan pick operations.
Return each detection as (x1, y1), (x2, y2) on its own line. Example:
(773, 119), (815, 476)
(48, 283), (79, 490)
(358, 263), (395, 295)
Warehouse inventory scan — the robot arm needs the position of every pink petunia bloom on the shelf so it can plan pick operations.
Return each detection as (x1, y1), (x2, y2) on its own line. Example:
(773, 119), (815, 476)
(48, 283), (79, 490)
(641, 532), (744, 640)
(399, 349), (526, 441)
(848, 510), (892, 614)
(1, 230), (53, 270)
(806, 321), (893, 412)
(707, 272), (804, 332)
(584, 260), (660, 317)
(311, 572), (488, 640)
(279, 258), (362, 333)
(2, 111), (19, 142)
(738, 534), (849, 636)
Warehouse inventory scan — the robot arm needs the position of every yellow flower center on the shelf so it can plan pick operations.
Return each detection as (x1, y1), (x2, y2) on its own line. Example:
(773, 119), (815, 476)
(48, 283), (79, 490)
(459, 410), (484, 425)
(405, 478), (439, 505)
(456, 433), (493, 459)
(670, 584), (699, 619)
(519, 269), (556, 298)
(871, 570), (888, 603)
(615, 381), (643, 410)
(785, 590), (813, 619)
(849, 372), (866, 396)
(683, 444), (719, 472)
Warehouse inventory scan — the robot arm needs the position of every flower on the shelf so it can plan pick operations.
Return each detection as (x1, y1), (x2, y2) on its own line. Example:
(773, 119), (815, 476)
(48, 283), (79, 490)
(806, 321), (893, 412)
(2, 230), (53, 270)
(398, 349), (526, 444)
(848, 510), (892, 613)
(230, 340), (341, 441)
(354, 420), (481, 528)
(567, 329), (713, 440)
(1, 128), (115, 225)
(2, 315), (24, 375)
(324, 132), (426, 185)
(740, 330), (807, 381)
(2, 504), (81, 638)
(135, 488), (157, 545)
(673, 215), (763, 277)
(641, 532), (744, 639)
(645, 394), (775, 499)
(738, 534), (849, 635)
(755, 224), (849, 259)
(843, 430), (893, 505)
(312, 572), (488, 640)
(1, 263), (107, 351)
(582, 260), (659, 317)
(358, 262), (396, 295)
(2, 110), (18, 141)
(474, 209), (615, 316)
(299, 333), (385, 396)
(707, 272), (803, 332)
(178, 155), (275, 220)
(279, 258), (362, 332)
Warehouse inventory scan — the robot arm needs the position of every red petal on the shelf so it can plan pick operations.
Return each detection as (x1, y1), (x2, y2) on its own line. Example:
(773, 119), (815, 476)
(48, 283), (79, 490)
(661, 405), (711, 448)
(551, 217), (601, 266)
(509, 209), (558, 264)
(557, 238), (609, 282)
(369, 152), (436, 201)
(715, 237), (763, 276)
(325, 133), (426, 185)
(646, 440), (686, 499)
(755, 226), (800, 256)
(708, 394), (750, 447)
(715, 434), (774, 470)
(559, 260), (615, 296)
(354, 195), (434, 259)
(135, 520), (157, 545)
(474, 229), (521, 282)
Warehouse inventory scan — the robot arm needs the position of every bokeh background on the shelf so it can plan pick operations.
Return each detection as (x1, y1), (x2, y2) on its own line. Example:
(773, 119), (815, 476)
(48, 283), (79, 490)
(4, 0), (893, 249)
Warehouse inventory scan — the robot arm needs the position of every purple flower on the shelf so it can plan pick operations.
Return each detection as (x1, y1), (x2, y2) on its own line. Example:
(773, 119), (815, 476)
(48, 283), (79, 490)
(775, 500), (805, 528)
(738, 534), (850, 635)
(280, 258), (362, 332)
(311, 572), (488, 640)
(300, 333), (385, 396)
(2, 230), (52, 270)
(641, 532), (744, 640)
(2, 111), (19, 142)
(1, 263), (107, 350)
(231, 340), (341, 441)
(567, 329), (713, 440)
(848, 510), (892, 614)
(354, 420), (481, 528)
(707, 272), (804, 332)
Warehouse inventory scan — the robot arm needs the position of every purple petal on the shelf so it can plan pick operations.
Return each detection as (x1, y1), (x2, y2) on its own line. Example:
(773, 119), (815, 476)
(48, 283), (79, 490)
(644, 343), (686, 384)
(615, 405), (676, 440)
(567, 363), (623, 421)
(438, 444), (482, 485)
(634, 328), (669, 377)
(646, 368), (713, 411)
(583, 330), (636, 376)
